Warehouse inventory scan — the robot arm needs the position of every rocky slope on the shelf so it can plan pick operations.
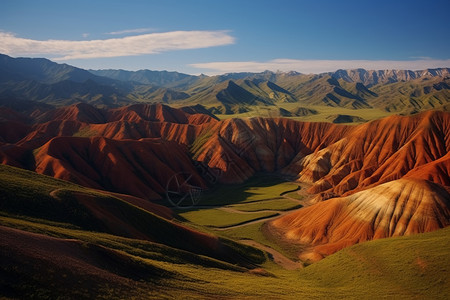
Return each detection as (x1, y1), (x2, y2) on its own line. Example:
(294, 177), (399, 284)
(269, 178), (450, 261)
(1, 102), (449, 259)
(283, 110), (450, 201)
(1, 54), (449, 114)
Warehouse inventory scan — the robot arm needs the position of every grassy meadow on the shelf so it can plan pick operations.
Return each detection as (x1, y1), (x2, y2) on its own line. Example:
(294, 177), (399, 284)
(214, 103), (396, 124)
(1, 165), (449, 299)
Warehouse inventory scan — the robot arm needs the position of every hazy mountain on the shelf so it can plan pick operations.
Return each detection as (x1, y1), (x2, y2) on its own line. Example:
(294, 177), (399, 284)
(89, 68), (198, 87)
(0, 78), (132, 107)
(0, 54), (117, 85)
(1, 54), (449, 114)
(0, 54), (134, 107)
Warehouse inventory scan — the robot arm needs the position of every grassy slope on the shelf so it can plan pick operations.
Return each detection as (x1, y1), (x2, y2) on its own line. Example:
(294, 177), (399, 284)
(0, 214), (246, 271)
(0, 164), (266, 266)
(174, 174), (450, 298)
(1, 166), (449, 298)
(300, 226), (450, 299)
(215, 103), (396, 124)
(3, 213), (448, 299)
(228, 198), (302, 212)
(178, 208), (278, 228)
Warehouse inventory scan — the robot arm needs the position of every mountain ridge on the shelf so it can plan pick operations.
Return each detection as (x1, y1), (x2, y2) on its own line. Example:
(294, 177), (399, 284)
(1, 54), (449, 115)
(0, 102), (449, 272)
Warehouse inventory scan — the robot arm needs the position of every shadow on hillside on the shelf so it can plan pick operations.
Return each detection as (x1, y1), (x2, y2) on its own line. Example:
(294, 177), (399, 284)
(171, 173), (300, 217)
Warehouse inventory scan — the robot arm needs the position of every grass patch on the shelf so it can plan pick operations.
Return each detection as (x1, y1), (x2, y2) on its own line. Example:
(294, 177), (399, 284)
(189, 126), (215, 159)
(283, 190), (304, 200)
(199, 174), (299, 206)
(299, 226), (450, 299)
(3, 214), (449, 299)
(228, 198), (302, 212)
(215, 103), (395, 123)
(0, 164), (266, 267)
(0, 164), (104, 228)
(177, 208), (278, 228)
(219, 222), (301, 260)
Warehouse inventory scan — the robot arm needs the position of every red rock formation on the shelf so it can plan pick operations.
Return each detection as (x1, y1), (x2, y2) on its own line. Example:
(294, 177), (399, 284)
(0, 143), (30, 168)
(283, 111), (450, 201)
(268, 178), (450, 261)
(106, 103), (218, 125)
(34, 136), (205, 201)
(1, 102), (449, 260)
(35, 102), (106, 124)
(404, 152), (450, 189)
(194, 117), (349, 183)
(0, 121), (30, 144)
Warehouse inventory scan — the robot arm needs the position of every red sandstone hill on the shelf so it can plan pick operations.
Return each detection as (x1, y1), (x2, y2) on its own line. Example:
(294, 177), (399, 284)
(281, 110), (450, 201)
(0, 103), (216, 158)
(0, 103), (217, 200)
(35, 102), (107, 124)
(268, 178), (450, 261)
(193, 117), (350, 183)
(1, 103), (449, 200)
(32, 102), (218, 125)
(34, 136), (205, 201)
(1, 103), (449, 259)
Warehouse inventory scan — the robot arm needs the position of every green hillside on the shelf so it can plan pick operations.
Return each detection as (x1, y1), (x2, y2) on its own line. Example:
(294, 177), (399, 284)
(0, 164), (265, 267)
(1, 164), (449, 299)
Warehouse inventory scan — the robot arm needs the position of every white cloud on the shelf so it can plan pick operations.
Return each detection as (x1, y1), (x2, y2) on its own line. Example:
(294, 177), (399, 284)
(81, 33), (89, 38)
(106, 28), (155, 35)
(0, 30), (235, 60)
(190, 58), (450, 74)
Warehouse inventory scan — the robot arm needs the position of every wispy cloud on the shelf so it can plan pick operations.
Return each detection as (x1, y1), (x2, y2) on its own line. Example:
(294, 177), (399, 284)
(409, 56), (433, 60)
(191, 58), (450, 74)
(81, 33), (89, 38)
(0, 30), (235, 60)
(106, 28), (155, 35)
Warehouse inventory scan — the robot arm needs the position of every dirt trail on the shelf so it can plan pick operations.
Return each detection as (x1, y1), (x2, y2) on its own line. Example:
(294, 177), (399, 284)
(212, 182), (312, 269)
(240, 239), (303, 270)
(212, 214), (280, 231)
(212, 185), (313, 230)
(49, 188), (63, 199)
(218, 206), (280, 214)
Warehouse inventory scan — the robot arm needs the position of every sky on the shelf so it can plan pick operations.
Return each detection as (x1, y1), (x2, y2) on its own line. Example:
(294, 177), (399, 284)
(1, 0), (449, 75)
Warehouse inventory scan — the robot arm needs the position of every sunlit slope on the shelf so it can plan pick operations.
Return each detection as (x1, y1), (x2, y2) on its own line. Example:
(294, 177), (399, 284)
(2, 213), (449, 299)
(269, 178), (450, 260)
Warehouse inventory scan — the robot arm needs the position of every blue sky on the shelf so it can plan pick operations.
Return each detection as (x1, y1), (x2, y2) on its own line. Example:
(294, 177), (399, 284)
(1, 0), (449, 74)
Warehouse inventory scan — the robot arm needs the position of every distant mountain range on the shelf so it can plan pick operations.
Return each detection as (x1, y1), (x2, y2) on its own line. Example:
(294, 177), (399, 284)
(1, 54), (449, 115)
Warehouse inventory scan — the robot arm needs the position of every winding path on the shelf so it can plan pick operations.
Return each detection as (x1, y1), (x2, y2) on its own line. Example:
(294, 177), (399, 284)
(193, 181), (313, 269)
(240, 239), (303, 270)
(214, 183), (314, 269)
(210, 188), (311, 230)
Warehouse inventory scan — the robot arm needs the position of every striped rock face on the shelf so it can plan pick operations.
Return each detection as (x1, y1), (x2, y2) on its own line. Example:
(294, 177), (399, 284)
(269, 178), (450, 261)
(1, 103), (449, 261)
